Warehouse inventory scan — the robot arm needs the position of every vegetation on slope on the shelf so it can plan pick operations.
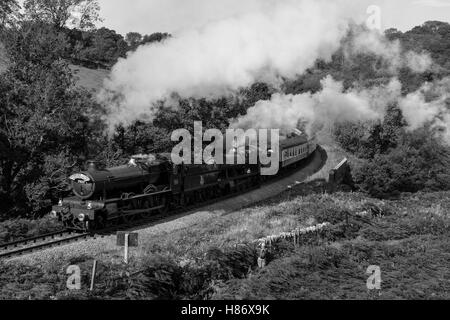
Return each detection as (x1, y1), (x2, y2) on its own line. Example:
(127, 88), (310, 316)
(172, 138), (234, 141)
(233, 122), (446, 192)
(334, 107), (450, 198)
(1, 190), (449, 300)
(69, 64), (109, 92)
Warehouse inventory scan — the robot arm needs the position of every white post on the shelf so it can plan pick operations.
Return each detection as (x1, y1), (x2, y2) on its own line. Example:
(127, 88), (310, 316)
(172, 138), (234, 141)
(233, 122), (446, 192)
(124, 233), (129, 264)
(90, 260), (97, 291)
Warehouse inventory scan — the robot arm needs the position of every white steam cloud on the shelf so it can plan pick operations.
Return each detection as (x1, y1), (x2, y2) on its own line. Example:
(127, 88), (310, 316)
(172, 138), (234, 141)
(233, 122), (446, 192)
(233, 75), (450, 145)
(399, 77), (450, 143)
(348, 30), (433, 73)
(101, 0), (351, 126)
(231, 76), (398, 134)
(100, 0), (445, 145)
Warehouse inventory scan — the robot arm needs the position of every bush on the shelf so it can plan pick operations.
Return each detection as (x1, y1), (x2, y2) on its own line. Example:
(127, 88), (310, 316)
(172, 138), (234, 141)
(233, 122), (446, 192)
(0, 216), (63, 243)
(334, 105), (405, 159)
(353, 131), (450, 198)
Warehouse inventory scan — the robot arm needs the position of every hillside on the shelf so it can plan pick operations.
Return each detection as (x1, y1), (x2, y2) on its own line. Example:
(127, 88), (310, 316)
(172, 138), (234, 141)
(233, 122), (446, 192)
(0, 43), (108, 92)
(1, 188), (449, 299)
(211, 192), (450, 299)
(2, 61), (108, 92)
(69, 64), (110, 93)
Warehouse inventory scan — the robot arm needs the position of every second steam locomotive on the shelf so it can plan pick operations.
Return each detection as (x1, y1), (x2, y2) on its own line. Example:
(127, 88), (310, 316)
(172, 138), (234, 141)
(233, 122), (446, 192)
(51, 132), (317, 231)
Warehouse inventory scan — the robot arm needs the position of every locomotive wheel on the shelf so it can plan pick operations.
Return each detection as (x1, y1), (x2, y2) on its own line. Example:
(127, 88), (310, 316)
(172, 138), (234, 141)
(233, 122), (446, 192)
(93, 215), (106, 230)
(141, 200), (151, 218)
(119, 211), (131, 225)
(158, 196), (168, 215)
(195, 190), (204, 203)
(183, 194), (192, 206)
(206, 188), (214, 200)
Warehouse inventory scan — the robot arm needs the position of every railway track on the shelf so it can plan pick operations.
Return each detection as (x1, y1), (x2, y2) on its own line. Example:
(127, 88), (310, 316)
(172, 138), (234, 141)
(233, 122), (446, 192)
(0, 231), (93, 259)
(0, 149), (323, 260)
(0, 187), (254, 260)
(0, 179), (265, 260)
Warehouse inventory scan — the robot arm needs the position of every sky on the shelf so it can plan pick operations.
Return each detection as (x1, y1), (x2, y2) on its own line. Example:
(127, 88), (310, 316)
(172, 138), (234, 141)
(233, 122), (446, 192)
(97, 0), (450, 36)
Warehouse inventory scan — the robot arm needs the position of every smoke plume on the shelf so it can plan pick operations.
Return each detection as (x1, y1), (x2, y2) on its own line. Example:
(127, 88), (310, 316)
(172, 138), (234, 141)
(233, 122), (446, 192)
(230, 76), (399, 134)
(399, 77), (450, 143)
(233, 75), (450, 145)
(100, 0), (446, 144)
(346, 30), (433, 74)
(101, 0), (351, 126)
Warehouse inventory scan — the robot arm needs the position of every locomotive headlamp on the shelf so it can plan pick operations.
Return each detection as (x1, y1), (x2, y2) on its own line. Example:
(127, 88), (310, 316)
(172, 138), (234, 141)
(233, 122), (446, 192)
(78, 214), (85, 222)
(58, 199), (63, 206)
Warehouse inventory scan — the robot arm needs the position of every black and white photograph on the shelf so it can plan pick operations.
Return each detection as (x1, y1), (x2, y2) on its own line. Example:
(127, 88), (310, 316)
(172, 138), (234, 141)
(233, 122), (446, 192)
(0, 0), (450, 309)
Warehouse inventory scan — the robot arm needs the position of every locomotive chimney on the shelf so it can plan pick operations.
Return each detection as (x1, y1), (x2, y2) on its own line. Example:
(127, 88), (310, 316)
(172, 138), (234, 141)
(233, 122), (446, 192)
(86, 160), (101, 172)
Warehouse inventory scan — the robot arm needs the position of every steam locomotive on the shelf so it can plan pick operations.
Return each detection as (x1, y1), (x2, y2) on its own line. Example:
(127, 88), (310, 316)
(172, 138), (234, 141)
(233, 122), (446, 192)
(51, 132), (317, 231)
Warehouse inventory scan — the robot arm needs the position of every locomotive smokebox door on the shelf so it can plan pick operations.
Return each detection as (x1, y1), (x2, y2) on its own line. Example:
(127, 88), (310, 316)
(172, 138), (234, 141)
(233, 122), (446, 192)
(116, 232), (139, 247)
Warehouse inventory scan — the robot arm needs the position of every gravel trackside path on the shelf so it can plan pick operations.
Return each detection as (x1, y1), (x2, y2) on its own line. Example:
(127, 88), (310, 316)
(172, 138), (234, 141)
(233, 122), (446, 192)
(5, 148), (327, 266)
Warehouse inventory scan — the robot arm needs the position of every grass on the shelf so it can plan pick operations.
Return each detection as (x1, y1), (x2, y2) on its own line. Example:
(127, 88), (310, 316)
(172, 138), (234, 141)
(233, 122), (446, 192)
(0, 217), (64, 244)
(69, 64), (110, 92)
(212, 235), (450, 300)
(211, 192), (450, 300)
(1, 188), (449, 300)
(0, 44), (108, 92)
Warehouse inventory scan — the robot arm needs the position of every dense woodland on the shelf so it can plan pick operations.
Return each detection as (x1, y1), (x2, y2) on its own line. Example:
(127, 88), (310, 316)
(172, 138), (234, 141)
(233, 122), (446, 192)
(0, 0), (450, 220)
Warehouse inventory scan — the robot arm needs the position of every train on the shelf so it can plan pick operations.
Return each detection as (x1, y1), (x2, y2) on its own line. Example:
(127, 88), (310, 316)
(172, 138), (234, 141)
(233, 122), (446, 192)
(51, 131), (317, 231)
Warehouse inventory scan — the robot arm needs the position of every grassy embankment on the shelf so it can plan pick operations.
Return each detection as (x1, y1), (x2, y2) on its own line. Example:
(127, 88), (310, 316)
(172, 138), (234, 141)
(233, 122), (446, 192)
(1, 185), (449, 299)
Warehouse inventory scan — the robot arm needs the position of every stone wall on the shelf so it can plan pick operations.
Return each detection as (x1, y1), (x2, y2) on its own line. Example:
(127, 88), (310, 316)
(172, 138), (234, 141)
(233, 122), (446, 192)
(328, 158), (351, 192)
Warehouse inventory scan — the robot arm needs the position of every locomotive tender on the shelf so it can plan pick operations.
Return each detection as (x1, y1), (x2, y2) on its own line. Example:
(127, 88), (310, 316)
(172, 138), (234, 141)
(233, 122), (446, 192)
(51, 133), (317, 231)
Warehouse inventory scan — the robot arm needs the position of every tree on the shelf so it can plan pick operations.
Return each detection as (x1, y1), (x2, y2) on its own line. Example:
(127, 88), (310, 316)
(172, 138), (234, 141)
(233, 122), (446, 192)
(353, 130), (450, 198)
(401, 21), (450, 73)
(141, 32), (171, 45)
(76, 27), (128, 64)
(23, 0), (102, 30)
(125, 32), (142, 51)
(384, 28), (402, 39)
(0, 0), (20, 28)
(0, 21), (106, 217)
